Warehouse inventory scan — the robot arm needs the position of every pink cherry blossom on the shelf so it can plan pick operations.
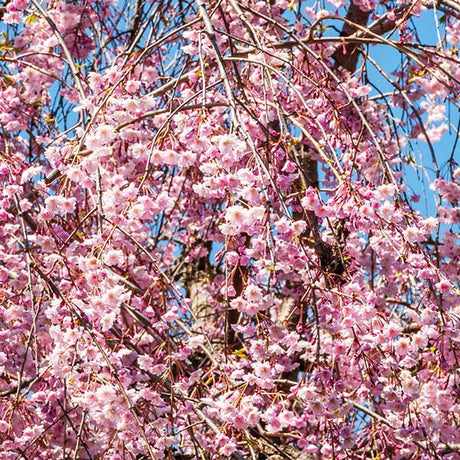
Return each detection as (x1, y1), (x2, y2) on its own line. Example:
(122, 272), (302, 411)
(0, 0), (459, 458)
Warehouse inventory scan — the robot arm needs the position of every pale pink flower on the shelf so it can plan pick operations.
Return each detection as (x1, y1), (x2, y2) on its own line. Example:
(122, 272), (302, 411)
(341, 316), (354, 328)
(220, 222), (238, 236)
(275, 217), (291, 235)
(243, 302), (264, 315)
(244, 205), (265, 226)
(230, 297), (246, 312)
(154, 191), (174, 213)
(61, 197), (76, 214)
(327, 0), (346, 8)
(177, 150), (197, 167)
(20, 165), (43, 184)
(103, 285), (127, 308)
(182, 44), (198, 55)
(422, 217), (438, 234)
(96, 385), (117, 403)
(225, 205), (246, 225)
(100, 312), (116, 331)
(292, 220), (307, 236)
(45, 195), (75, 216)
(435, 279), (451, 294)
(301, 188), (320, 211)
(218, 134), (242, 155)
(138, 354), (155, 372)
(3, 11), (22, 23)
(253, 361), (272, 379)
(96, 124), (116, 143)
(384, 323), (401, 340)
(379, 201), (395, 220)
(420, 124), (448, 143)
(130, 203), (145, 220)
(183, 29), (199, 41)
(395, 337), (411, 357)
(151, 364), (167, 376)
(104, 249), (124, 266)
(423, 408), (439, 429)
(45, 195), (64, 214)
(226, 251), (239, 266)
(220, 438), (238, 456)
(404, 226), (424, 243)
(375, 183), (395, 200)
(245, 408), (261, 427)
(413, 331), (428, 350)
(125, 79), (141, 94)
(400, 370), (419, 395)
(163, 149), (179, 166)
(244, 284), (262, 302)
(162, 306), (179, 323)
(0, 420), (10, 433)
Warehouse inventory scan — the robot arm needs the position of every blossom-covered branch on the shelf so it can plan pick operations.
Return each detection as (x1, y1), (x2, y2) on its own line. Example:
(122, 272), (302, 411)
(0, 0), (459, 458)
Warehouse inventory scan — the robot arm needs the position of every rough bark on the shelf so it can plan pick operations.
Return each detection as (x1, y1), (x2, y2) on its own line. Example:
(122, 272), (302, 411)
(333, 2), (372, 72)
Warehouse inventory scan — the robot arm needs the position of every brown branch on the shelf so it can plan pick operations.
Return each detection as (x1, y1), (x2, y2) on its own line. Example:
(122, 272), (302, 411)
(0, 371), (47, 397)
(333, 3), (372, 72)
(0, 0), (11, 21)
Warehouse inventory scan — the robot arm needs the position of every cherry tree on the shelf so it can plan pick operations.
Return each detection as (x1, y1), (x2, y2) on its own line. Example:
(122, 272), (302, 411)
(0, 0), (459, 458)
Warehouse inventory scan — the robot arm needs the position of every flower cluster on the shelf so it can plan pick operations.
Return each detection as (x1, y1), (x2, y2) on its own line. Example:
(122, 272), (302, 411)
(0, 0), (459, 458)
